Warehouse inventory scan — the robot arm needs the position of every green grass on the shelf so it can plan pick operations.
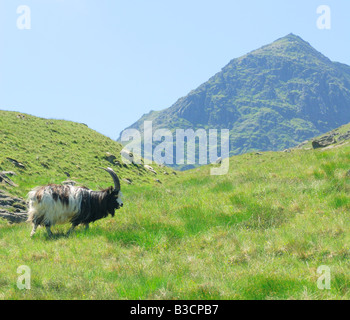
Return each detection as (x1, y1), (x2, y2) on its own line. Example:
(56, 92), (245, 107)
(1, 111), (350, 300)
(0, 110), (174, 197)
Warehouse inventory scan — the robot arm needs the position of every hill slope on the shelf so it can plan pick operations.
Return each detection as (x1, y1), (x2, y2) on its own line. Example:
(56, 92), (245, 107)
(120, 33), (350, 158)
(0, 111), (349, 299)
(0, 110), (175, 198)
(0, 123), (349, 299)
(296, 121), (350, 151)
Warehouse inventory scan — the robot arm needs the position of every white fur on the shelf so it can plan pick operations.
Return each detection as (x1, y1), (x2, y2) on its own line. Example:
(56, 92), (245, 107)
(27, 186), (87, 226)
(117, 191), (123, 206)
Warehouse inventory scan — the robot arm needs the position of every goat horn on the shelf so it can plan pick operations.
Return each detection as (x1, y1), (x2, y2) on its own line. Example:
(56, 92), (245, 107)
(99, 167), (121, 192)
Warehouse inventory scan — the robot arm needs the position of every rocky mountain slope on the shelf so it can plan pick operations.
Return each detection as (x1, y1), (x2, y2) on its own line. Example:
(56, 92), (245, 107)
(120, 33), (350, 160)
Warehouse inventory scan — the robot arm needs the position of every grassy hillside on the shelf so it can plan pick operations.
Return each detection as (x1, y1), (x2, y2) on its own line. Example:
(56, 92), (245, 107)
(0, 110), (174, 197)
(297, 121), (350, 150)
(0, 111), (350, 300)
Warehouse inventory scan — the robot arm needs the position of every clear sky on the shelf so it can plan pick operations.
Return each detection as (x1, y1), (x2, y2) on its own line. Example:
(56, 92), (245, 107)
(0, 0), (349, 139)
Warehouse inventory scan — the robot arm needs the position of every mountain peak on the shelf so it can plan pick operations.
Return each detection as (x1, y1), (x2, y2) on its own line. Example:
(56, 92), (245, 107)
(282, 33), (305, 41)
(246, 33), (330, 65)
(273, 33), (314, 48)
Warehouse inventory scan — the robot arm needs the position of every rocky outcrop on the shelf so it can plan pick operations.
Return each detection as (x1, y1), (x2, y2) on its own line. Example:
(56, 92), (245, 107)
(338, 131), (350, 142)
(0, 189), (28, 223)
(0, 172), (18, 187)
(105, 152), (117, 164)
(312, 135), (337, 149)
(144, 165), (157, 174)
(62, 180), (77, 186)
(122, 178), (133, 185)
(6, 158), (26, 169)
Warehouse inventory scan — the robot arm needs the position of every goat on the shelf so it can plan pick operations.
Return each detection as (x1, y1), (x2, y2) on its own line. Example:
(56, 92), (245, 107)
(27, 167), (123, 237)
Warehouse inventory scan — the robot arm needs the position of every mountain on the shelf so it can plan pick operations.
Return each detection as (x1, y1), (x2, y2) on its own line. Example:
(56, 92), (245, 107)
(119, 33), (350, 162)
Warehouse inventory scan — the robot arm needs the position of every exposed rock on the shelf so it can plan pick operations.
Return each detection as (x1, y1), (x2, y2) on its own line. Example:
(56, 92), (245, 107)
(295, 140), (308, 149)
(144, 165), (157, 174)
(122, 178), (133, 185)
(114, 160), (122, 167)
(0, 172), (18, 187)
(0, 210), (28, 223)
(6, 157), (26, 169)
(64, 171), (71, 178)
(0, 190), (26, 208)
(41, 162), (49, 169)
(62, 180), (77, 186)
(1, 171), (16, 176)
(312, 135), (337, 149)
(338, 131), (350, 142)
(0, 190), (28, 223)
(321, 145), (336, 151)
(16, 114), (26, 120)
(105, 152), (117, 164)
(154, 179), (162, 184)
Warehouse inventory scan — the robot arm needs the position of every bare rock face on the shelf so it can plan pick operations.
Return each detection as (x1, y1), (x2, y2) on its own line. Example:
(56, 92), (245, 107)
(62, 180), (77, 186)
(338, 131), (350, 142)
(0, 189), (28, 223)
(312, 135), (337, 149)
(105, 152), (117, 164)
(6, 158), (26, 169)
(144, 165), (157, 174)
(122, 178), (133, 185)
(0, 209), (28, 223)
(0, 172), (18, 187)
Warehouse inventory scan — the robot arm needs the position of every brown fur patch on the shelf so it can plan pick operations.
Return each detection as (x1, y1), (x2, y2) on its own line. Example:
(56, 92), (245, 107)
(35, 186), (45, 202)
(50, 184), (70, 206)
(35, 184), (71, 206)
(99, 186), (114, 193)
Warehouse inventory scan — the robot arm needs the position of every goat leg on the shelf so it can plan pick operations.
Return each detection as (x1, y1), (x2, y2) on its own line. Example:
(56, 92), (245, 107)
(30, 223), (38, 238)
(66, 224), (76, 236)
(45, 225), (53, 238)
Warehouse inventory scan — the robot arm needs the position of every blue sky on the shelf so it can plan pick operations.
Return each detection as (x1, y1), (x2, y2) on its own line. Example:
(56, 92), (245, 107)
(0, 0), (349, 139)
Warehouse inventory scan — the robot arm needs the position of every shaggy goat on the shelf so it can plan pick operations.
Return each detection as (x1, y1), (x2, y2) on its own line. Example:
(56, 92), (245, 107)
(27, 167), (123, 237)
